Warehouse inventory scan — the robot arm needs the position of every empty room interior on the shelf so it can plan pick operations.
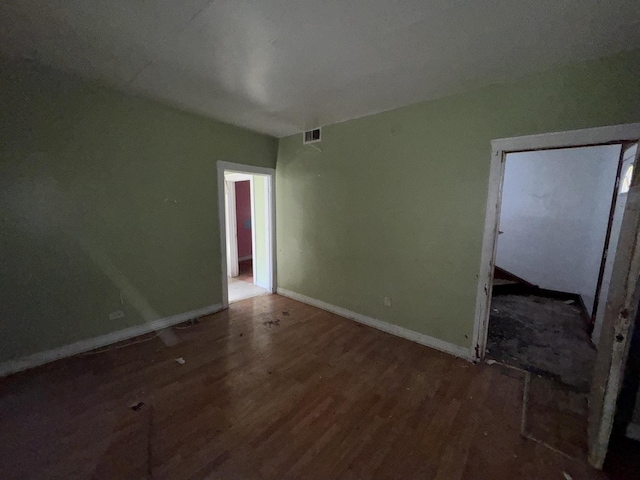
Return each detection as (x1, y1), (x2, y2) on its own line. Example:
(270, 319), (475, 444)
(1, 2), (640, 479)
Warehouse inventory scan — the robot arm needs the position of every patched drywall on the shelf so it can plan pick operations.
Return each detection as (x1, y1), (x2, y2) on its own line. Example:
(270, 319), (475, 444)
(0, 58), (277, 362)
(276, 50), (640, 350)
(497, 145), (620, 314)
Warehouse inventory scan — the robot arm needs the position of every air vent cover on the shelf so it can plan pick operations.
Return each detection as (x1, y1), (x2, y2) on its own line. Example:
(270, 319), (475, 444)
(303, 128), (321, 144)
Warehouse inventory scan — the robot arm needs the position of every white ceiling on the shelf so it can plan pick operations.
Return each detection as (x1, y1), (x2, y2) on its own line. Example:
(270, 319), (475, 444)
(1, 1), (639, 137)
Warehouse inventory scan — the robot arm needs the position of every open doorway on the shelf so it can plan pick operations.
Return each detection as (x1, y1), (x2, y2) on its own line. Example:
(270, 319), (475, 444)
(472, 124), (640, 468)
(487, 144), (626, 390)
(217, 162), (275, 306)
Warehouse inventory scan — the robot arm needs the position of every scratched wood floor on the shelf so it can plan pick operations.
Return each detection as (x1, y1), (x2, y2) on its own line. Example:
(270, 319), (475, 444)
(0, 294), (609, 479)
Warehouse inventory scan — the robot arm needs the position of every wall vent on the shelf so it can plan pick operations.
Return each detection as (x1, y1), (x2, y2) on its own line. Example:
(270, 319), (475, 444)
(303, 128), (321, 144)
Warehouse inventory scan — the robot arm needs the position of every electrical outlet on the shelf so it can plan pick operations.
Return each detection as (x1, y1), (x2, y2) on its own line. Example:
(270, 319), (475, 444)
(109, 310), (125, 320)
(384, 297), (392, 307)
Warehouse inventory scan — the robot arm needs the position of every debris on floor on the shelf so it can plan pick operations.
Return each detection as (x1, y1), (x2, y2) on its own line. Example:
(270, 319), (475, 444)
(263, 319), (280, 327)
(130, 402), (145, 411)
(487, 294), (595, 391)
(175, 357), (186, 365)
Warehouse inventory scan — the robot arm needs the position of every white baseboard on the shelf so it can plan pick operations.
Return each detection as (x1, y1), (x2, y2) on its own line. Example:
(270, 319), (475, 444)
(626, 423), (640, 442)
(277, 288), (472, 361)
(0, 303), (223, 378)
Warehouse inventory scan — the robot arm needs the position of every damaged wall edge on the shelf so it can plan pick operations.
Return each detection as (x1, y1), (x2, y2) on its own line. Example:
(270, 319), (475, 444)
(277, 288), (473, 361)
(0, 303), (223, 378)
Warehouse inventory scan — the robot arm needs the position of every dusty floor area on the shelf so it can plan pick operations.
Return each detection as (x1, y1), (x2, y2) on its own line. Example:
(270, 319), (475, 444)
(487, 294), (596, 392)
(524, 374), (588, 460)
(0, 294), (611, 480)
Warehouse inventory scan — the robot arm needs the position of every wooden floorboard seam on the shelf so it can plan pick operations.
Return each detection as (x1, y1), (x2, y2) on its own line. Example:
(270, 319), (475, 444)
(0, 294), (612, 480)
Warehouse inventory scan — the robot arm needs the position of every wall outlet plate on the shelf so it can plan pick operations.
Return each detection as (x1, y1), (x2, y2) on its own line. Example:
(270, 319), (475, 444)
(384, 297), (392, 307)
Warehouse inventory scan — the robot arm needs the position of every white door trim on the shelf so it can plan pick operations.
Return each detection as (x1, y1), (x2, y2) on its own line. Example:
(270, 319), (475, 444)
(264, 175), (275, 291)
(217, 161), (276, 309)
(250, 176), (258, 282)
(225, 179), (239, 278)
(472, 122), (640, 361)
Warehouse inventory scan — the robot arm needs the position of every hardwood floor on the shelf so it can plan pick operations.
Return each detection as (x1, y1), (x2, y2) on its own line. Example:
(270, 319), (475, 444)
(0, 295), (610, 479)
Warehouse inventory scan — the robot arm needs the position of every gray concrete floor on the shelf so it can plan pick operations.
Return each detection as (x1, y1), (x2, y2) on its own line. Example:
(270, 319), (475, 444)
(487, 294), (596, 392)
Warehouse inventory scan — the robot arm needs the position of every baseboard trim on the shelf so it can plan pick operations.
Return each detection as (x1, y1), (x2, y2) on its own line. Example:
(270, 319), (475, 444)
(626, 423), (640, 442)
(0, 303), (223, 378)
(277, 288), (472, 361)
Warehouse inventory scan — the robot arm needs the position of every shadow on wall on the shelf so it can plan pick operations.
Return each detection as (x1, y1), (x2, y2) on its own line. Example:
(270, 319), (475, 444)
(0, 164), (180, 358)
(0, 57), (277, 363)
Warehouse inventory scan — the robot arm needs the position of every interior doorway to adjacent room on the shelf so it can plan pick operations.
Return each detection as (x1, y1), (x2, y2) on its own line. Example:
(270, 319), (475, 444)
(486, 143), (632, 390)
(218, 162), (275, 305)
(473, 124), (640, 468)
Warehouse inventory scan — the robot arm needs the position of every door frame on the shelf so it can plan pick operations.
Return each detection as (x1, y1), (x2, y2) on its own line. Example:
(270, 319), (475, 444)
(217, 161), (276, 308)
(224, 179), (239, 278)
(224, 173), (254, 279)
(591, 143), (636, 328)
(471, 122), (640, 469)
(592, 145), (639, 345)
(472, 122), (640, 361)
(589, 141), (640, 468)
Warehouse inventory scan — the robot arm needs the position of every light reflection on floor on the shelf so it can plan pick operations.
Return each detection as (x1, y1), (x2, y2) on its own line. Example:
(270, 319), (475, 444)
(228, 277), (268, 303)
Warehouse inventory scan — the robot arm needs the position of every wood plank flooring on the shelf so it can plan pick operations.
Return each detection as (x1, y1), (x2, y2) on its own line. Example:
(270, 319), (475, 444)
(0, 294), (610, 479)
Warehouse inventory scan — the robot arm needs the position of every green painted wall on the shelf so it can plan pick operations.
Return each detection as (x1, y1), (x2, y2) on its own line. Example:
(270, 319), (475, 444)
(0, 58), (277, 362)
(276, 49), (640, 351)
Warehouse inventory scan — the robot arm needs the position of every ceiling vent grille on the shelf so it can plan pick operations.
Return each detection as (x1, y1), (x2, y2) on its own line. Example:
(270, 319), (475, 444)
(303, 128), (321, 144)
